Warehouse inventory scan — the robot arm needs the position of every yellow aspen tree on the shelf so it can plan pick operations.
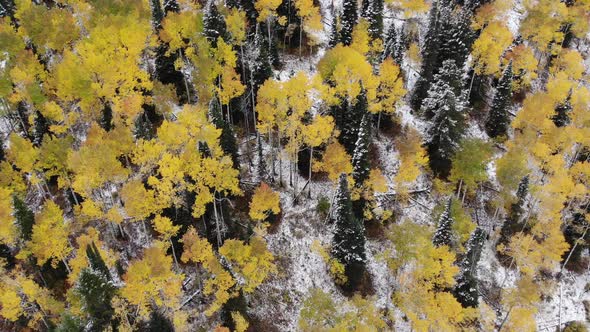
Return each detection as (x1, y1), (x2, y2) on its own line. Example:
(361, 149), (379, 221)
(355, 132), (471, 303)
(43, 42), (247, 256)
(294, 0), (323, 55)
(219, 236), (277, 292)
(394, 127), (428, 199)
(153, 215), (181, 267)
(0, 188), (17, 245)
(68, 227), (117, 284)
(121, 243), (184, 319)
(181, 227), (236, 316)
(313, 141), (353, 183)
(471, 22), (514, 76)
(376, 57), (406, 129)
(249, 182), (281, 225)
(303, 114), (335, 195)
(503, 44), (538, 90)
(520, 0), (568, 53)
(24, 200), (72, 270)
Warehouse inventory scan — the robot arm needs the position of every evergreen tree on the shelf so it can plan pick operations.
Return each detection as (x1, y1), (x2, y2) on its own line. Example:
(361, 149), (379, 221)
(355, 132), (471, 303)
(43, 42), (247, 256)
(453, 227), (486, 307)
(0, 0), (16, 21)
(410, 1), (441, 110)
(433, 199), (455, 247)
(352, 113), (371, 186)
(367, 0), (384, 40)
(382, 23), (403, 65)
(250, 32), (273, 91)
(209, 97), (240, 169)
(163, 0), (179, 14)
(100, 103), (114, 132)
(203, 1), (228, 46)
(148, 311), (174, 332)
(328, 13), (340, 48)
(154, 45), (187, 103)
(86, 242), (111, 280)
(436, 5), (471, 71)
(76, 268), (116, 331)
(464, 0), (492, 14)
(552, 89), (572, 128)
(32, 111), (49, 147)
(55, 313), (86, 332)
(340, 0), (358, 46)
(340, 89), (367, 155)
(13, 195), (34, 241)
(331, 174), (366, 290)
(151, 0), (165, 30)
(0, 136), (5, 162)
(485, 62), (513, 138)
(15, 101), (31, 138)
(361, 0), (371, 18)
(199, 141), (212, 158)
(424, 62), (467, 177)
(510, 175), (529, 222)
(420, 60), (463, 119)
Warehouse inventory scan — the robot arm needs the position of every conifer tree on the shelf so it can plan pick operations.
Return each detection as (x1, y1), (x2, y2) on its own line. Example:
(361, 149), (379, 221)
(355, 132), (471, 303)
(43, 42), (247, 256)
(382, 24), (403, 65)
(250, 32), (273, 90)
(552, 89), (572, 128)
(420, 60), (463, 118)
(340, 0), (358, 46)
(0, 136), (4, 162)
(0, 0), (16, 22)
(510, 175), (529, 222)
(13, 195), (34, 241)
(352, 114), (371, 186)
(163, 0), (179, 14)
(209, 97), (240, 169)
(148, 311), (174, 332)
(485, 62), (513, 138)
(433, 199), (455, 247)
(340, 89), (367, 155)
(329, 13), (340, 48)
(454, 227), (486, 307)
(331, 174), (366, 290)
(367, 0), (384, 40)
(76, 268), (116, 331)
(32, 111), (49, 147)
(436, 6), (471, 71)
(361, 0), (370, 18)
(86, 242), (111, 280)
(424, 62), (467, 177)
(410, 1), (440, 110)
(100, 104), (113, 132)
(204, 1), (228, 46)
(151, 0), (165, 30)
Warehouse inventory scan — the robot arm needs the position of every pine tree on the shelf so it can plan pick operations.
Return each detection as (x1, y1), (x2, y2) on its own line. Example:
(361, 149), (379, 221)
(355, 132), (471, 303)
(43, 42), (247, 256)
(382, 24), (403, 65)
(361, 0), (370, 18)
(32, 111), (49, 147)
(154, 45), (187, 103)
(453, 227), (486, 307)
(424, 62), (467, 177)
(340, 0), (358, 46)
(204, 1), (228, 46)
(552, 89), (572, 128)
(250, 32), (273, 91)
(331, 174), (366, 290)
(209, 97), (240, 169)
(436, 5), (471, 71)
(163, 0), (179, 14)
(0, 136), (5, 162)
(76, 268), (116, 331)
(328, 13), (340, 48)
(55, 313), (85, 332)
(410, 1), (441, 110)
(0, 0), (16, 22)
(367, 0), (384, 40)
(433, 199), (455, 247)
(148, 311), (174, 332)
(510, 175), (529, 222)
(352, 113), (371, 186)
(151, 0), (165, 30)
(86, 242), (111, 280)
(100, 103), (113, 132)
(485, 62), (513, 138)
(13, 195), (34, 241)
(340, 88), (367, 155)
(420, 60), (463, 119)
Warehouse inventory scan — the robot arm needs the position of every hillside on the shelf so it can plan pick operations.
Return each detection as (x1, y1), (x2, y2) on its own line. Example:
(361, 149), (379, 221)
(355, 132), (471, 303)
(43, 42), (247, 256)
(0, 0), (589, 331)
